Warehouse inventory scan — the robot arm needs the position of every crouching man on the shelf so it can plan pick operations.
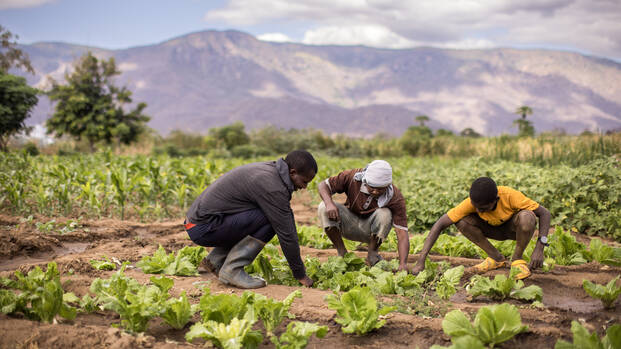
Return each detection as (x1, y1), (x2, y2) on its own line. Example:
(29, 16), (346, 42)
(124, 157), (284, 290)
(317, 160), (409, 271)
(412, 177), (551, 279)
(184, 150), (316, 289)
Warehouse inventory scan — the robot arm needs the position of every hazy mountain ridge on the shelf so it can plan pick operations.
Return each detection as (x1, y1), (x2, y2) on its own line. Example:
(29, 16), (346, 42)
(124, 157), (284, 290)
(17, 30), (621, 136)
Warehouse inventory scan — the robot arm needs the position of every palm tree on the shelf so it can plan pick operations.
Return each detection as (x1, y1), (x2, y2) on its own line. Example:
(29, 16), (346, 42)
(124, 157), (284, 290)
(515, 105), (533, 120)
(415, 115), (430, 127)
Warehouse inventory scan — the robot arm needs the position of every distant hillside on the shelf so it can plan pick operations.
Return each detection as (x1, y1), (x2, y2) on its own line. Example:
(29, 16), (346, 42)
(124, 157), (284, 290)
(17, 30), (621, 136)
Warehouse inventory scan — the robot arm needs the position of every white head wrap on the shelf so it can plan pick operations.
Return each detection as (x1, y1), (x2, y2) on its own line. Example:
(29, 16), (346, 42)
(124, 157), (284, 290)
(363, 160), (392, 187)
(353, 160), (394, 207)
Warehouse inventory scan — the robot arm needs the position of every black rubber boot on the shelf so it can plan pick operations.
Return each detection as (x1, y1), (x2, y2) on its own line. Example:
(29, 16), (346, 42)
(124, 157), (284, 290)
(201, 247), (230, 275)
(218, 236), (266, 289)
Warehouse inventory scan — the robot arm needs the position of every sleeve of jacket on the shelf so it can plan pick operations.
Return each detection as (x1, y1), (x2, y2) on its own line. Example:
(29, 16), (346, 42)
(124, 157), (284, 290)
(255, 190), (306, 279)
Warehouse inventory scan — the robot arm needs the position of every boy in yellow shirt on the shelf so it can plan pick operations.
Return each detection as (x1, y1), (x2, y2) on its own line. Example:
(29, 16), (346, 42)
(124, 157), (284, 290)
(412, 177), (551, 279)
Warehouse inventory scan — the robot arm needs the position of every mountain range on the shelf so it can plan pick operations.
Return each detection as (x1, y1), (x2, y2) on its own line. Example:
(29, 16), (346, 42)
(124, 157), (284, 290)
(17, 30), (621, 136)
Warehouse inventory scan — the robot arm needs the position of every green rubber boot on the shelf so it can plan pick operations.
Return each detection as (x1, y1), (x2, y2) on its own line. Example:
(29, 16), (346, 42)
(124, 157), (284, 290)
(218, 236), (266, 289)
(201, 247), (230, 275)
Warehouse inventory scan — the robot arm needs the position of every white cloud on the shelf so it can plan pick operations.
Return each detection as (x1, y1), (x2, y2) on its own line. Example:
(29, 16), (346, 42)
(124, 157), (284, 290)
(303, 25), (416, 49)
(205, 0), (621, 60)
(257, 32), (292, 43)
(0, 0), (55, 10)
(118, 62), (138, 72)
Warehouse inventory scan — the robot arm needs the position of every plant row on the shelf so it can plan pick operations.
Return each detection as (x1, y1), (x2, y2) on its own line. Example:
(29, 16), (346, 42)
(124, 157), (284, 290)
(1, 153), (620, 240)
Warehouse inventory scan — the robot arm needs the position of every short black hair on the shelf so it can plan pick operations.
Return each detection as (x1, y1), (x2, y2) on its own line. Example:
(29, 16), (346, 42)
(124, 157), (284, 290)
(469, 177), (498, 205)
(284, 150), (317, 175)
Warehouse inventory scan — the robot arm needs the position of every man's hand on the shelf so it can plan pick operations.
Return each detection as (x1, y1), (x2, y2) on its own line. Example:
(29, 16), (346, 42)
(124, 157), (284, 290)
(529, 245), (545, 269)
(298, 275), (314, 287)
(325, 202), (340, 221)
(411, 261), (425, 275)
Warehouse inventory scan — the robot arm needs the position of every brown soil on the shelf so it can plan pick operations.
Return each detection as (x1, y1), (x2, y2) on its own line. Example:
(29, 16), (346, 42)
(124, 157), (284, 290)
(1, 196), (620, 348)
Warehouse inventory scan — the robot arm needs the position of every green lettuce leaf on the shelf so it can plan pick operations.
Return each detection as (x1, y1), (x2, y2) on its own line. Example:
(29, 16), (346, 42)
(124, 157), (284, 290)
(583, 276), (621, 309)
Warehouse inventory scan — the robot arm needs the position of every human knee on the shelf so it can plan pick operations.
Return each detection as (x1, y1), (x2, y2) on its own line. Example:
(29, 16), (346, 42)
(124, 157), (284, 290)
(455, 215), (477, 232)
(455, 217), (484, 242)
(516, 210), (536, 232)
(317, 201), (327, 215)
(374, 208), (392, 226)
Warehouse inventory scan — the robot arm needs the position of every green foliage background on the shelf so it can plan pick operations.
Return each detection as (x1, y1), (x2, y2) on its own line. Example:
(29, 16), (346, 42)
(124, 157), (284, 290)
(1, 152), (619, 241)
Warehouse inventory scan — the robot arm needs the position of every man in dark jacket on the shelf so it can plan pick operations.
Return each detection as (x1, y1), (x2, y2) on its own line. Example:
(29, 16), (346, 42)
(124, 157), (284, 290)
(185, 150), (317, 289)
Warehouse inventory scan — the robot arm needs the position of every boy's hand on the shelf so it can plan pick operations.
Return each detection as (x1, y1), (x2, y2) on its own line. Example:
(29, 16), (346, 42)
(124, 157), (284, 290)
(529, 245), (544, 269)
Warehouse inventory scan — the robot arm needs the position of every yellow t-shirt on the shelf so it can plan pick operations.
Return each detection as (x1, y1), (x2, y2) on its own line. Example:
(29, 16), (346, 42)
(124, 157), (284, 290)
(447, 186), (539, 226)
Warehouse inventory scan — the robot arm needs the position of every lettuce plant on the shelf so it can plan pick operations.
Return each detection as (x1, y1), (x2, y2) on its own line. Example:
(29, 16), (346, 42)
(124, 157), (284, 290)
(89, 256), (117, 270)
(583, 276), (621, 309)
(137, 245), (206, 276)
(0, 262), (76, 323)
(436, 265), (465, 300)
(161, 291), (194, 329)
(440, 303), (528, 348)
(90, 266), (180, 332)
(467, 269), (542, 302)
(545, 227), (588, 265)
(271, 321), (328, 349)
(185, 311), (262, 349)
(254, 290), (302, 337)
(555, 321), (620, 349)
(587, 238), (621, 267)
(326, 286), (396, 335)
(197, 288), (257, 324)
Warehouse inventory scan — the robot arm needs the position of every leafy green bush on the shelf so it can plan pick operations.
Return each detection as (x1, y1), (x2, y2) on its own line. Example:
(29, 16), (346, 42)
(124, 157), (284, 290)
(583, 276), (621, 309)
(326, 286), (396, 335)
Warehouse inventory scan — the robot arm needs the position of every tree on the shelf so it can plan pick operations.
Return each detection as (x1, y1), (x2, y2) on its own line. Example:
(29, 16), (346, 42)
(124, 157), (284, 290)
(0, 73), (39, 151)
(515, 105), (533, 119)
(513, 105), (535, 137)
(460, 128), (481, 138)
(513, 119), (535, 137)
(0, 25), (34, 74)
(46, 52), (150, 151)
(415, 115), (430, 127)
(206, 121), (250, 150)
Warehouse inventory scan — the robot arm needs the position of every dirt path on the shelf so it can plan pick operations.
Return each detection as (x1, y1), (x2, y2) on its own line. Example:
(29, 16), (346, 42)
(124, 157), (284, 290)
(1, 202), (620, 348)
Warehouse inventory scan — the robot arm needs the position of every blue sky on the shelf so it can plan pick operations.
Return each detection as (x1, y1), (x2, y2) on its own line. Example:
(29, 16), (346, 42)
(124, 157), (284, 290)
(1, 0), (620, 61)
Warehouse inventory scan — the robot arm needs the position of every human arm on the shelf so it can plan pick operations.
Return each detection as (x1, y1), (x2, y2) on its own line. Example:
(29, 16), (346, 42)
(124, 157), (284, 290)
(529, 205), (551, 269)
(395, 227), (409, 271)
(411, 214), (454, 274)
(318, 180), (339, 221)
(255, 191), (309, 283)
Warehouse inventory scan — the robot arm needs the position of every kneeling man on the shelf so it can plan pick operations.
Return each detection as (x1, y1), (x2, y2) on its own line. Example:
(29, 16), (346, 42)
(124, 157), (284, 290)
(184, 150), (316, 289)
(318, 160), (409, 271)
(412, 177), (551, 279)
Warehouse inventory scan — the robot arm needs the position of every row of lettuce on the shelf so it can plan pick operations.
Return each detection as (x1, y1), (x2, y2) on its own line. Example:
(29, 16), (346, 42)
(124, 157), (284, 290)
(1, 153), (620, 240)
(1, 259), (619, 349)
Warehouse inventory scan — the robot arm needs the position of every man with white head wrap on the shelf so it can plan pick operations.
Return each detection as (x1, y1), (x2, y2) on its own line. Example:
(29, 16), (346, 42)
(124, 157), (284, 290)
(317, 160), (410, 271)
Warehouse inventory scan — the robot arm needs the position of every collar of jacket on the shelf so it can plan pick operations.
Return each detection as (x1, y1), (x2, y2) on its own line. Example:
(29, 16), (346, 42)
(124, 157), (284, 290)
(276, 158), (294, 194)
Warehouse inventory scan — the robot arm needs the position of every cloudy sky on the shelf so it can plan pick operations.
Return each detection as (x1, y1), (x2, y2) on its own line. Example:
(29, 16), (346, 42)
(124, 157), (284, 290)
(1, 0), (620, 62)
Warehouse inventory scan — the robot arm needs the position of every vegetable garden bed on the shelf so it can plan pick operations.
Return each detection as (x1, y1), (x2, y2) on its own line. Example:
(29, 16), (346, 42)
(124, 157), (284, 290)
(1, 202), (619, 348)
